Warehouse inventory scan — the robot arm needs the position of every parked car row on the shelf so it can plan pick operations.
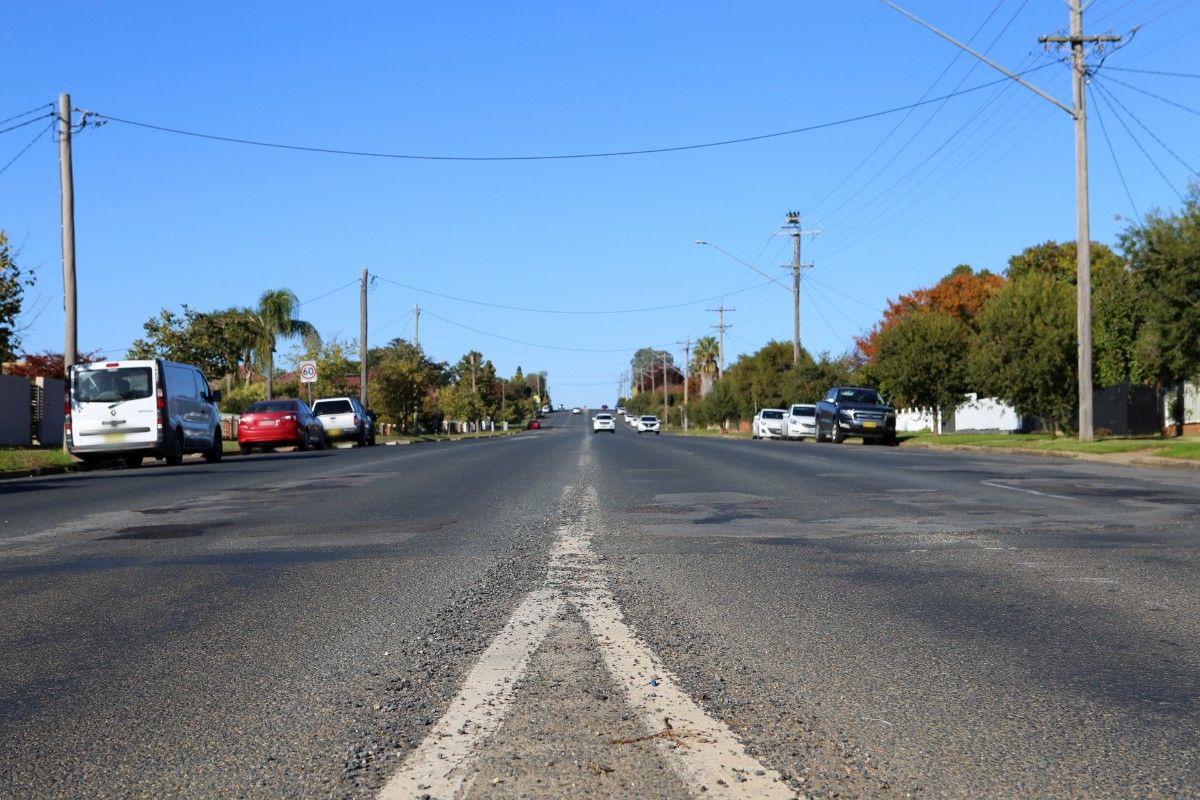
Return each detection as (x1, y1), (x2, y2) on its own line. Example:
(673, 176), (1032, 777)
(65, 359), (378, 469)
(751, 386), (897, 445)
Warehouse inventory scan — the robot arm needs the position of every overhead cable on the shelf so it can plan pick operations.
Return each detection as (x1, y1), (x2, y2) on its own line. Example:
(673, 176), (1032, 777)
(0, 103), (54, 126)
(0, 120), (53, 177)
(0, 113), (54, 136)
(420, 309), (673, 354)
(90, 72), (1055, 163)
(1089, 84), (1142, 224)
(372, 274), (776, 314)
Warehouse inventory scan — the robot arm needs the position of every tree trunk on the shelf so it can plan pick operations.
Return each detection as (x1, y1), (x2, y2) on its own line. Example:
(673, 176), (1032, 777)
(265, 351), (274, 400)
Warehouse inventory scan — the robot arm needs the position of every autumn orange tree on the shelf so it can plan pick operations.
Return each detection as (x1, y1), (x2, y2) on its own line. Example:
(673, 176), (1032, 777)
(854, 265), (1003, 360)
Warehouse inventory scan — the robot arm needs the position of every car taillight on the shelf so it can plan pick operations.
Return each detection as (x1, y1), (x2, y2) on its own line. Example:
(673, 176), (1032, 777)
(281, 414), (296, 422)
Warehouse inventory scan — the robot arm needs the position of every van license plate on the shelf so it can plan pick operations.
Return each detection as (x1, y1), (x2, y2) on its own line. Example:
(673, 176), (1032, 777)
(104, 432), (123, 442)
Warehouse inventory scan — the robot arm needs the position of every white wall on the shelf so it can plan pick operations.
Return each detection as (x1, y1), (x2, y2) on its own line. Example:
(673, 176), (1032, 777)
(954, 394), (1023, 432)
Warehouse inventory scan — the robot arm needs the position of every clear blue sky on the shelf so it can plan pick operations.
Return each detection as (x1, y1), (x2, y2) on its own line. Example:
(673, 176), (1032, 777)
(3, 1), (1198, 406)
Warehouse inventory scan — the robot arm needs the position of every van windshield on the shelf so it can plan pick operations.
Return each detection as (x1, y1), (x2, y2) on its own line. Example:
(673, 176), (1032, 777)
(73, 367), (153, 403)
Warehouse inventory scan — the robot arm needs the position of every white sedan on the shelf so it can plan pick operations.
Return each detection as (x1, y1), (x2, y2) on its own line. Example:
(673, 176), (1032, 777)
(592, 413), (616, 433)
(786, 403), (817, 440)
(571, 407), (582, 415)
(752, 408), (787, 439)
(636, 415), (661, 434)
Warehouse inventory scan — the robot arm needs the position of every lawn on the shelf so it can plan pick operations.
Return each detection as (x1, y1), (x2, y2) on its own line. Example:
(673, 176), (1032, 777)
(900, 432), (1200, 460)
(0, 448), (74, 472)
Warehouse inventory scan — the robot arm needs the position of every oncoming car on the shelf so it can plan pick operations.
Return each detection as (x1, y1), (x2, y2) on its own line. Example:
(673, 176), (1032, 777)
(636, 415), (661, 434)
(592, 413), (616, 433)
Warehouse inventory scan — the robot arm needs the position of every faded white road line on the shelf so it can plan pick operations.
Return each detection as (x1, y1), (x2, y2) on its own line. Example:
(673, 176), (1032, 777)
(378, 484), (794, 800)
(981, 480), (1074, 501)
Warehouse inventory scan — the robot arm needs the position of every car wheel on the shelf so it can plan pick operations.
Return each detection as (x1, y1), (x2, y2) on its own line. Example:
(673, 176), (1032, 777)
(831, 419), (844, 444)
(203, 428), (222, 463)
(164, 428), (184, 466)
(122, 454), (143, 469)
(239, 444), (253, 456)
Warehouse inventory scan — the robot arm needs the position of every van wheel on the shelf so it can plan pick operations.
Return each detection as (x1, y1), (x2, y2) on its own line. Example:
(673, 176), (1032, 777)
(298, 431), (310, 451)
(315, 430), (326, 450)
(164, 428), (184, 466)
(239, 444), (253, 456)
(123, 455), (143, 469)
(204, 428), (222, 463)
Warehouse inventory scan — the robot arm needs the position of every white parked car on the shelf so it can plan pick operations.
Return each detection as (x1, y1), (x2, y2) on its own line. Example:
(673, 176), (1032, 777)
(785, 403), (817, 440)
(625, 412), (638, 427)
(67, 359), (223, 468)
(571, 407), (582, 415)
(752, 408), (787, 439)
(592, 413), (616, 433)
(636, 415), (661, 434)
(312, 396), (375, 446)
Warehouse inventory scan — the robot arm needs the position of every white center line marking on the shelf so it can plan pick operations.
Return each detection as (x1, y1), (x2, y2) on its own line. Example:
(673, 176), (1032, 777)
(980, 480), (1075, 501)
(378, 483), (794, 800)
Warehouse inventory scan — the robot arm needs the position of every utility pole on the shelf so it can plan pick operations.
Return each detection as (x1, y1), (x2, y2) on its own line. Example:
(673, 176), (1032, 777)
(1040, 0), (1119, 442)
(413, 304), (421, 348)
(360, 268), (368, 407)
(881, 0), (1117, 442)
(58, 93), (77, 374)
(662, 351), (669, 430)
(707, 305), (734, 380)
(781, 211), (818, 365)
(677, 339), (690, 432)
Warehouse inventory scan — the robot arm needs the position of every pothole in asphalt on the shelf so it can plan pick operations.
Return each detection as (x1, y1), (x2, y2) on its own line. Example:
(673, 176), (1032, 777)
(103, 524), (208, 540)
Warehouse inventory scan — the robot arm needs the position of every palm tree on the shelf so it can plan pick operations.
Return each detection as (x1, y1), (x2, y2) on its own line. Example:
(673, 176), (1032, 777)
(251, 289), (320, 399)
(692, 335), (720, 376)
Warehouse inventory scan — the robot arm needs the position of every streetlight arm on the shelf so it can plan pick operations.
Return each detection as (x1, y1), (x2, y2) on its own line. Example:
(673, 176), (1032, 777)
(694, 241), (789, 290)
(879, 0), (1074, 116)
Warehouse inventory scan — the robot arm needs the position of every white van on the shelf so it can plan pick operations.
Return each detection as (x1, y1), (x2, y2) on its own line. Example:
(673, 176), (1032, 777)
(66, 359), (224, 468)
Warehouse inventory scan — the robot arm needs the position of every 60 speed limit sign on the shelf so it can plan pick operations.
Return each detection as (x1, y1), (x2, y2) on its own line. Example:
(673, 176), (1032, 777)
(299, 361), (318, 384)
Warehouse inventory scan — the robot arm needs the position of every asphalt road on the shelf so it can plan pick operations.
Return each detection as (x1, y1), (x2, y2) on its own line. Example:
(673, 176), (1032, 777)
(0, 413), (1196, 799)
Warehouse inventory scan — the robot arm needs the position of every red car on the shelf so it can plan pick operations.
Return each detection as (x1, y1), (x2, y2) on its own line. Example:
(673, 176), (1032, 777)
(527, 419), (541, 430)
(237, 399), (326, 454)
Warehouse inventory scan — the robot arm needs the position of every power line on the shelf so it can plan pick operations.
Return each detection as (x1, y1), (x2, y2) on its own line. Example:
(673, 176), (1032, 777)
(297, 278), (360, 307)
(1090, 80), (1185, 201)
(0, 113), (54, 136)
(0, 103), (53, 126)
(1093, 77), (1198, 176)
(0, 120), (53, 177)
(89, 73), (1054, 163)
(1104, 65), (1200, 79)
(420, 308), (672, 353)
(1088, 83), (1142, 224)
(1094, 73), (1200, 117)
(372, 273), (775, 314)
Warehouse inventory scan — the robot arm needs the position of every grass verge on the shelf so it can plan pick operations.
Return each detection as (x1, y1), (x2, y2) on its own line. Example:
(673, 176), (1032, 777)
(0, 448), (74, 472)
(900, 432), (1200, 460)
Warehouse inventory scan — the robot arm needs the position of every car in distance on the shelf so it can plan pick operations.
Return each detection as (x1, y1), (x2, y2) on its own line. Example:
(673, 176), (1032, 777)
(624, 412), (638, 427)
(237, 399), (326, 454)
(636, 414), (661, 434)
(312, 396), (375, 446)
(785, 403), (817, 440)
(751, 408), (787, 440)
(527, 419), (541, 430)
(66, 358), (223, 468)
(571, 407), (582, 415)
(814, 386), (897, 444)
(592, 412), (616, 433)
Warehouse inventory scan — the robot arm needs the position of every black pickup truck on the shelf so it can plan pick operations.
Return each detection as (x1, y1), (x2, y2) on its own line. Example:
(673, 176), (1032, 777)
(814, 386), (897, 444)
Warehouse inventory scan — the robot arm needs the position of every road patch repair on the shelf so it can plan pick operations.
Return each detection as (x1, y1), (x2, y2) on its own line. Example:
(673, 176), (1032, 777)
(378, 484), (794, 800)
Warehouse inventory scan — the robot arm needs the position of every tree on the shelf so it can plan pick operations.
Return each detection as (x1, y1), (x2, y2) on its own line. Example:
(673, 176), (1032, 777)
(250, 289), (319, 399)
(856, 265), (1002, 360)
(128, 305), (256, 386)
(691, 336), (720, 376)
(0, 231), (35, 362)
(969, 272), (1077, 432)
(4, 349), (104, 379)
(1119, 193), (1200, 390)
(370, 339), (445, 433)
(873, 311), (971, 424)
(631, 347), (672, 381)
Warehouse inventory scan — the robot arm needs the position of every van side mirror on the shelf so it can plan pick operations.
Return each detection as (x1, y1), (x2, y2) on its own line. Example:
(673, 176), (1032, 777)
(211, 389), (223, 403)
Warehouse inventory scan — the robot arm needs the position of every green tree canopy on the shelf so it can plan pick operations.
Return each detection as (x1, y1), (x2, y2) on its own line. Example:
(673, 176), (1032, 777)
(251, 289), (319, 399)
(873, 311), (971, 413)
(969, 272), (1077, 431)
(0, 231), (34, 362)
(128, 305), (256, 381)
(1120, 192), (1200, 386)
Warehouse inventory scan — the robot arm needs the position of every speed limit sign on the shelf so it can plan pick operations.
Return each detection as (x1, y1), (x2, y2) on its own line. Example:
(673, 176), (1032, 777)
(299, 361), (318, 383)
